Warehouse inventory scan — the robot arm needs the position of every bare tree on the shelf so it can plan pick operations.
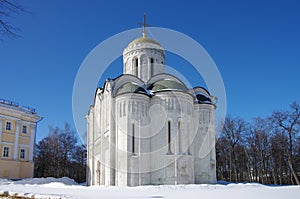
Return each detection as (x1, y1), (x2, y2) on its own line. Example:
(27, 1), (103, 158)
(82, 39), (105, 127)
(0, 0), (26, 39)
(218, 116), (247, 182)
(216, 136), (231, 181)
(216, 102), (300, 185)
(60, 123), (77, 176)
(269, 130), (289, 184)
(247, 118), (272, 184)
(35, 123), (86, 183)
(272, 101), (300, 185)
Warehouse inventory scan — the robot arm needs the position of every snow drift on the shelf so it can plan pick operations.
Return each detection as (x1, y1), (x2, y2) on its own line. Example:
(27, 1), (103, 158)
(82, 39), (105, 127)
(0, 177), (299, 199)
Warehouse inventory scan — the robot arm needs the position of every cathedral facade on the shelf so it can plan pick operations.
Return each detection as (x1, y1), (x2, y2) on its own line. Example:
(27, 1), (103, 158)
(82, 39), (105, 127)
(86, 31), (217, 186)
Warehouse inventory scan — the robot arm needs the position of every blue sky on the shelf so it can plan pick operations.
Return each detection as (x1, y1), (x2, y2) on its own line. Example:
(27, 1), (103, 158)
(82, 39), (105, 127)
(0, 0), (299, 143)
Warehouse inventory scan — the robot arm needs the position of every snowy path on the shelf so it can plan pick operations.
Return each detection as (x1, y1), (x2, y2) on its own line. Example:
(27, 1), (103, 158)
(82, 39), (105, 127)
(0, 178), (299, 199)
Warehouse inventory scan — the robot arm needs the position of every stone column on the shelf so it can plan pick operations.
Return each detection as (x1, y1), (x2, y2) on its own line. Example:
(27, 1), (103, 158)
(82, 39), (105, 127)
(28, 123), (36, 162)
(13, 120), (21, 160)
(90, 108), (95, 185)
(108, 90), (116, 185)
(0, 117), (3, 142)
(147, 57), (151, 81)
(85, 115), (90, 186)
(138, 56), (141, 79)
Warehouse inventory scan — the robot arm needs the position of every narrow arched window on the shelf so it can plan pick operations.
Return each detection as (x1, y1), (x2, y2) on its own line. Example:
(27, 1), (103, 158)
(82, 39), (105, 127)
(178, 121), (182, 153)
(123, 101), (126, 116)
(150, 58), (154, 76)
(132, 123), (135, 154)
(97, 161), (100, 185)
(168, 121), (172, 154)
(134, 58), (138, 76)
(187, 122), (191, 155)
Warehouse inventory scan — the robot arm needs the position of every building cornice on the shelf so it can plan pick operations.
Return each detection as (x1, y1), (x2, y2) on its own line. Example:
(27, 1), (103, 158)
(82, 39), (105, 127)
(0, 105), (41, 122)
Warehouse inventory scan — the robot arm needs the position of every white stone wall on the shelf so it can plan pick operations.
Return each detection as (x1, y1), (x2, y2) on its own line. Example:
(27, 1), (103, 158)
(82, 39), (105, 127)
(192, 104), (216, 184)
(87, 106), (94, 186)
(115, 93), (150, 186)
(87, 86), (217, 186)
(86, 39), (217, 186)
(149, 91), (194, 185)
(123, 43), (165, 82)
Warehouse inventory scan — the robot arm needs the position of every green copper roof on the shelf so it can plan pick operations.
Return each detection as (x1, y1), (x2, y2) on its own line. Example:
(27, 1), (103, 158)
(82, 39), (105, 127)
(128, 37), (161, 47)
(116, 82), (147, 95)
(148, 79), (187, 92)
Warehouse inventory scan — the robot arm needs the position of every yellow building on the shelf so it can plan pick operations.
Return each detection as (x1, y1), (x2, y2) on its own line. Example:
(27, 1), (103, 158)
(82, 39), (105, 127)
(0, 99), (41, 179)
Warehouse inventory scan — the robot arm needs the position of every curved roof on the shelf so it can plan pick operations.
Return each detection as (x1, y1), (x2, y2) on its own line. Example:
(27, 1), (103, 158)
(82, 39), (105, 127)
(147, 73), (187, 86)
(128, 37), (161, 47)
(148, 79), (187, 92)
(191, 87), (216, 105)
(116, 82), (147, 95)
(192, 86), (211, 96)
(196, 94), (212, 103)
(112, 74), (144, 96)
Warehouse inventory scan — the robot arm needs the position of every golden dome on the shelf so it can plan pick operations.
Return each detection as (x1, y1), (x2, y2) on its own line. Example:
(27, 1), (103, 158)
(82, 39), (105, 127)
(128, 37), (161, 47)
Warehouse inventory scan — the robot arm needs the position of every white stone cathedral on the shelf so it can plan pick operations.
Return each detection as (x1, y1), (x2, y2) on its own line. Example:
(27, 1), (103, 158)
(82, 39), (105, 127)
(86, 25), (217, 186)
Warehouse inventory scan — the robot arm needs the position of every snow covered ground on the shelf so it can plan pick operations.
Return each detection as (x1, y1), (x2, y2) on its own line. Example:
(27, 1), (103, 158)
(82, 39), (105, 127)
(0, 177), (299, 199)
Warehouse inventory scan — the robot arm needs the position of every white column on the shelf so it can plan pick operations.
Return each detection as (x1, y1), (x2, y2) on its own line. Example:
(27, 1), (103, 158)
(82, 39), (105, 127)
(138, 56), (141, 79)
(147, 57), (151, 81)
(108, 91), (115, 185)
(90, 108), (95, 185)
(29, 123), (36, 162)
(0, 117), (3, 142)
(13, 120), (21, 160)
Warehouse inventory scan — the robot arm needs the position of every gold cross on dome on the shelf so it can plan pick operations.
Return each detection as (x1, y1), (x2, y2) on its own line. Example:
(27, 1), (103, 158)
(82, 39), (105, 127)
(138, 14), (151, 38)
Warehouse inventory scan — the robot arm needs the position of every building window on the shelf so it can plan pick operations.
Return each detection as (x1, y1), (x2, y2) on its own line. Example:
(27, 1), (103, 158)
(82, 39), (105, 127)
(119, 102), (122, 117)
(123, 102), (126, 116)
(97, 161), (101, 185)
(150, 58), (154, 76)
(5, 122), (11, 131)
(20, 149), (25, 159)
(22, 125), (27, 134)
(3, 146), (9, 158)
(134, 58), (138, 76)
(187, 122), (191, 155)
(178, 121), (182, 153)
(167, 121), (172, 154)
(132, 123), (135, 154)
